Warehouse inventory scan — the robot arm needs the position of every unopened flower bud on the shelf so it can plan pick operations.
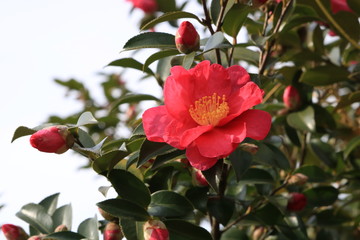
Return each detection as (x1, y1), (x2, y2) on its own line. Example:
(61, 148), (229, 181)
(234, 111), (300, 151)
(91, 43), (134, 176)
(143, 220), (169, 240)
(239, 143), (259, 155)
(30, 125), (75, 154)
(103, 222), (123, 240)
(283, 86), (301, 110)
(54, 224), (68, 232)
(286, 192), (307, 212)
(128, 0), (158, 14)
(1, 224), (28, 240)
(331, 0), (353, 14)
(288, 173), (308, 186)
(175, 21), (200, 54)
(98, 207), (118, 222)
(192, 169), (209, 187)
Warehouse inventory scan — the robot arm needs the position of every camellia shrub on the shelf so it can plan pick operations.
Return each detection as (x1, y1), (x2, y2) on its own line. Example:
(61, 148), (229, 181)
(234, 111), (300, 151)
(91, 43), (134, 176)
(5, 0), (360, 239)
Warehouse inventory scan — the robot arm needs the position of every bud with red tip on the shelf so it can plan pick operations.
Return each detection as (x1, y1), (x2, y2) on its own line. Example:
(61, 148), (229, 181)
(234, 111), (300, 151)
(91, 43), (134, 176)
(175, 21), (200, 54)
(192, 169), (209, 187)
(30, 125), (75, 154)
(143, 220), (169, 240)
(128, 0), (158, 14)
(286, 192), (307, 212)
(1, 224), (28, 240)
(103, 222), (123, 240)
(283, 86), (301, 110)
(330, 0), (353, 14)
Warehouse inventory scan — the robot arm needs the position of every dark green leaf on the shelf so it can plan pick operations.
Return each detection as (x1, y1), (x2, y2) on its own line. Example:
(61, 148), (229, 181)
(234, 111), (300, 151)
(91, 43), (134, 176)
(304, 186), (339, 207)
(148, 190), (193, 217)
(232, 47), (260, 66)
(313, 104), (336, 132)
(143, 49), (180, 70)
(310, 139), (337, 168)
(157, 0), (177, 12)
(182, 51), (196, 69)
(239, 168), (274, 184)
(97, 199), (150, 221)
(123, 32), (176, 51)
(314, 208), (352, 226)
(221, 227), (249, 240)
(203, 32), (229, 52)
(110, 94), (161, 112)
(294, 165), (331, 183)
(52, 204), (72, 231)
(11, 126), (36, 142)
(77, 128), (96, 148)
(335, 90), (360, 110)
(247, 203), (284, 225)
(299, 65), (349, 86)
(16, 203), (53, 234)
(126, 138), (145, 153)
(76, 111), (98, 126)
(207, 197), (235, 225)
(120, 219), (138, 240)
(164, 220), (212, 240)
(152, 149), (186, 169)
(38, 193), (60, 216)
(331, 11), (360, 43)
(43, 231), (86, 240)
(131, 123), (145, 138)
(287, 106), (315, 132)
(202, 160), (224, 193)
(138, 140), (174, 167)
(229, 149), (253, 182)
(108, 169), (151, 208)
(77, 217), (99, 240)
(347, 0), (360, 15)
(107, 58), (154, 76)
(92, 150), (128, 174)
(185, 187), (208, 214)
(254, 143), (291, 170)
(344, 135), (360, 159)
(141, 11), (201, 30)
(222, 4), (250, 38)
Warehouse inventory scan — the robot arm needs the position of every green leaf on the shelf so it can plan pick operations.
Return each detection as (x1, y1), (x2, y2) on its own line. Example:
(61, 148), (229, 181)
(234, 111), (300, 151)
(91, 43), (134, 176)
(239, 168), (274, 184)
(220, 227), (249, 240)
(110, 94), (161, 112)
(126, 138), (145, 153)
(43, 231), (86, 240)
(120, 219), (139, 240)
(52, 204), (72, 231)
(92, 150), (128, 174)
(148, 190), (194, 218)
(229, 149), (253, 182)
(310, 138), (337, 168)
(314, 208), (352, 226)
(222, 4), (250, 38)
(77, 216), (99, 240)
(107, 58), (154, 75)
(202, 160), (224, 193)
(299, 65), (349, 86)
(76, 127), (96, 148)
(143, 49), (179, 70)
(152, 149), (186, 169)
(335, 90), (360, 110)
(157, 0), (177, 12)
(38, 193), (60, 215)
(137, 140), (174, 167)
(207, 198), (235, 226)
(254, 143), (291, 170)
(331, 11), (360, 42)
(131, 123), (145, 138)
(11, 126), (36, 142)
(164, 220), (212, 240)
(203, 32), (229, 52)
(344, 135), (360, 159)
(294, 165), (331, 183)
(76, 112), (98, 126)
(108, 169), (151, 208)
(182, 51), (196, 69)
(347, 0), (360, 15)
(123, 32), (176, 51)
(16, 203), (53, 234)
(141, 11), (201, 30)
(232, 47), (260, 66)
(97, 199), (150, 221)
(247, 203), (284, 225)
(287, 106), (315, 132)
(185, 187), (209, 214)
(304, 186), (339, 207)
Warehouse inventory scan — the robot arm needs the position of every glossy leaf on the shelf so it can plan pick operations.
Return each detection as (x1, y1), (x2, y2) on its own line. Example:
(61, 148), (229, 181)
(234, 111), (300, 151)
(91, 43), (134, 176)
(202, 160), (223, 193)
(107, 58), (154, 75)
(148, 190), (194, 217)
(52, 204), (72, 231)
(254, 143), (291, 170)
(137, 140), (174, 167)
(287, 106), (315, 132)
(222, 3), (250, 38)
(38, 193), (60, 215)
(76, 111), (98, 126)
(110, 93), (161, 112)
(157, 0), (177, 13)
(185, 187), (208, 214)
(120, 219), (138, 240)
(304, 186), (339, 207)
(232, 47), (260, 66)
(11, 126), (36, 142)
(16, 203), (53, 234)
(344, 135), (360, 159)
(299, 65), (349, 86)
(203, 32), (229, 52)
(43, 231), (86, 240)
(97, 199), (150, 221)
(143, 49), (179, 70)
(207, 197), (235, 225)
(123, 32), (176, 51)
(164, 220), (212, 240)
(108, 169), (151, 208)
(294, 165), (331, 183)
(77, 216), (99, 240)
(77, 128), (96, 148)
(92, 150), (128, 174)
(310, 139), (337, 168)
(141, 11), (201, 30)
(229, 149), (253, 182)
(183, 51), (196, 69)
(238, 168), (274, 184)
(152, 149), (185, 169)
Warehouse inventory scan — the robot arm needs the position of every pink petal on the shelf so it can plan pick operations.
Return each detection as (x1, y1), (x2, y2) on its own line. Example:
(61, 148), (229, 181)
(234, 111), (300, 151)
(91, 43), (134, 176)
(142, 106), (170, 143)
(179, 125), (213, 148)
(241, 109), (272, 140)
(227, 64), (251, 88)
(186, 144), (218, 171)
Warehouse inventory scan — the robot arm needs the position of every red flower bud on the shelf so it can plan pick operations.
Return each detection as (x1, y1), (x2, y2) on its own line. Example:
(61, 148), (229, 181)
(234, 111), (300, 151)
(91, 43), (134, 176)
(175, 21), (200, 54)
(330, 0), (353, 14)
(283, 86), (301, 110)
(30, 126), (74, 154)
(192, 169), (208, 187)
(103, 222), (123, 240)
(287, 192), (307, 212)
(1, 224), (28, 240)
(143, 220), (169, 240)
(128, 0), (158, 14)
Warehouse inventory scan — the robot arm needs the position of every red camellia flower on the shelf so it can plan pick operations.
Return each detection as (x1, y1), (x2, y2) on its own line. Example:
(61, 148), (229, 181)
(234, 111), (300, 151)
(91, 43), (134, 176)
(193, 169), (209, 187)
(283, 85), (301, 110)
(175, 21), (200, 54)
(1, 224), (28, 240)
(142, 61), (272, 171)
(287, 192), (307, 212)
(143, 220), (169, 240)
(330, 0), (353, 14)
(30, 125), (74, 154)
(127, 0), (158, 14)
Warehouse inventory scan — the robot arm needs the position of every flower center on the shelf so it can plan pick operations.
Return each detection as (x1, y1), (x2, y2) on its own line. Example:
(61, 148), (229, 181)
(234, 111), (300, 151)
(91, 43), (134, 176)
(189, 93), (229, 126)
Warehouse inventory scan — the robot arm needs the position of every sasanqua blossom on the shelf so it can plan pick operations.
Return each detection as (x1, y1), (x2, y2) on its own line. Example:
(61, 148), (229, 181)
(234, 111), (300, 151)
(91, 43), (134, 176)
(142, 61), (271, 170)
(127, 0), (157, 14)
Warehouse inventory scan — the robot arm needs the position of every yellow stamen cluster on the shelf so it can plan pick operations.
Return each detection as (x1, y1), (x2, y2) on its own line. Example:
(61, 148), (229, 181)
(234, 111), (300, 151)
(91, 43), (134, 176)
(189, 93), (229, 126)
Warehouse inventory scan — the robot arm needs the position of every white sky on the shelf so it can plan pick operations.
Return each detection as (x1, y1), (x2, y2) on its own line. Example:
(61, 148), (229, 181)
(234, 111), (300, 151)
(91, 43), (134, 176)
(0, 0), (153, 237)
